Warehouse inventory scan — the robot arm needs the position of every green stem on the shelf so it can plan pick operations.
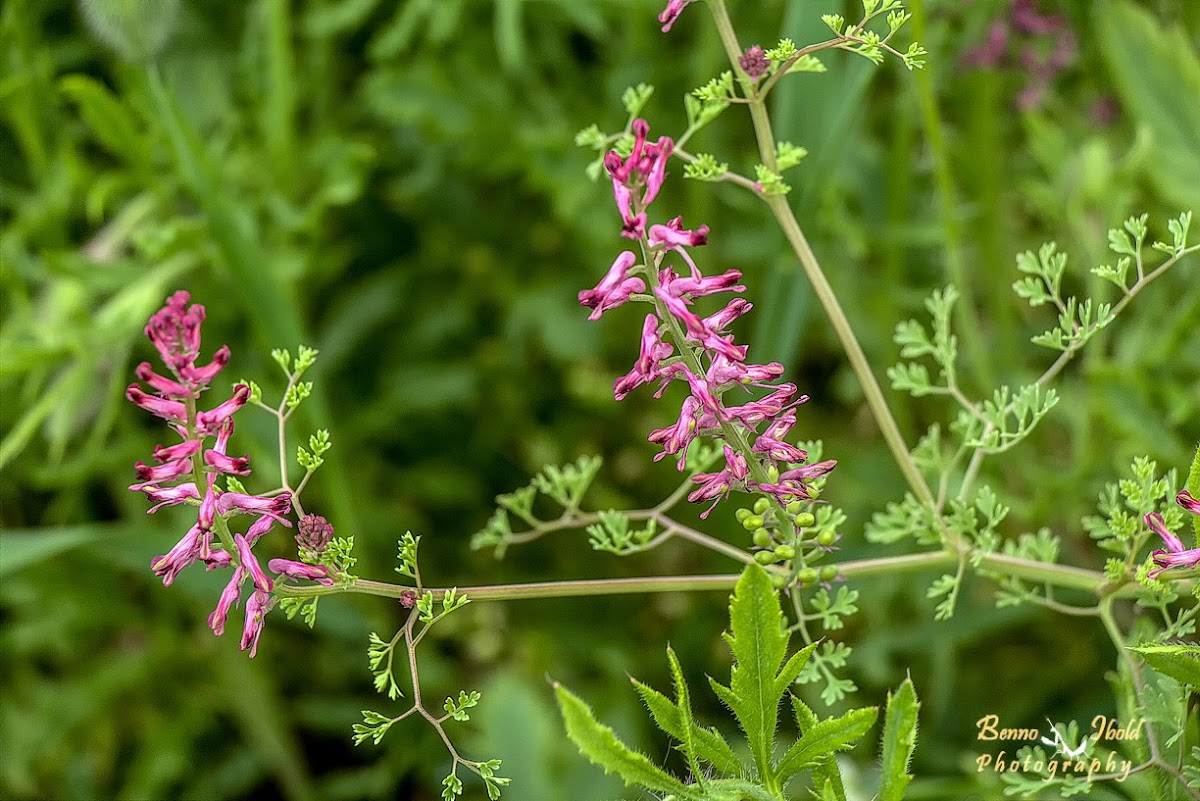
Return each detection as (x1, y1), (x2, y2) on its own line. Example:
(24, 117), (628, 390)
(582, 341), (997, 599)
(706, 0), (938, 516)
(276, 548), (1151, 603)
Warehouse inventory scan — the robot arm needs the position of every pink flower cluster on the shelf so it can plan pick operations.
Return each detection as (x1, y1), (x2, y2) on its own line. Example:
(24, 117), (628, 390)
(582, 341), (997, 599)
(1144, 490), (1200, 579)
(127, 291), (329, 657)
(580, 120), (834, 518)
(961, 0), (1076, 110)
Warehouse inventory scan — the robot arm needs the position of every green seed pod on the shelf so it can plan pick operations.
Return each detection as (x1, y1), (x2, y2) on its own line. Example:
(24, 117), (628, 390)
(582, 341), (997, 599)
(816, 529), (837, 546)
(753, 497), (771, 515)
(820, 565), (839, 582)
(742, 515), (765, 531)
(766, 465), (780, 482)
(752, 529), (773, 549)
(793, 512), (816, 528)
(798, 567), (819, 585)
(785, 500), (803, 515)
(773, 544), (796, 561)
(754, 550), (778, 566)
(734, 507), (752, 522)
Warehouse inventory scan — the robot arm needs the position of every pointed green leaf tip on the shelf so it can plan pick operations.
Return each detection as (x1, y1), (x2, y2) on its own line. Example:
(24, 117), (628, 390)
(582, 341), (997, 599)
(708, 564), (815, 784)
(879, 678), (920, 801)
(1128, 644), (1200, 687)
(554, 683), (701, 800)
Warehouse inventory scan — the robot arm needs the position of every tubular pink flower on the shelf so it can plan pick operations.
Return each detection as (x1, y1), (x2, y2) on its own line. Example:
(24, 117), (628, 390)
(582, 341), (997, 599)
(1145, 512), (1184, 553)
(153, 439), (202, 463)
(1145, 498), (1200, 578)
(269, 559), (335, 587)
(219, 491), (293, 526)
(703, 299), (754, 333)
(150, 524), (203, 586)
(198, 475), (219, 532)
(203, 548), (233, 570)
(240, 590), (271, 657)
(579, 251), (644, 320)
(688, 448), (749, 518)
(764, 411), (797, 441)
(778, 461), (837, 483)
(641, 138), (674, 206)
(244, 513), (279, 545)
(615, 315), (674, 400)
(752, 436), (807, 464)
(126, 385), (187, 423)
(649, 217), (709, 250)
(205, 450), (251, 475)
(133, 457), (195, 486)
(208, 566), (246, 636)
(180, 345), (230, 386)
(725, 387), (801, 427)
(658, 0), (695, 33)
(197, 384), (250, 433)
(135, 362), (192, 399)
(234, 533), (273, 594)
(667, 268), (746, 299)
(136, 482), (200, 513)
(648, 395), (701, 468)
(655, 288), (747, 362)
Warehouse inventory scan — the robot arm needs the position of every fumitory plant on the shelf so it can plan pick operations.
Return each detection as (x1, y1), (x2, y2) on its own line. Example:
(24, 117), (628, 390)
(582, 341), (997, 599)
(106, 0), (1200, 800)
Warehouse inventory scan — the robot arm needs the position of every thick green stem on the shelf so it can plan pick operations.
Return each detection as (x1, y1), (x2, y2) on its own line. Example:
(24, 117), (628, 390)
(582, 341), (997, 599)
(276, 548), (1149, 603)
(707, 0), (938, 515)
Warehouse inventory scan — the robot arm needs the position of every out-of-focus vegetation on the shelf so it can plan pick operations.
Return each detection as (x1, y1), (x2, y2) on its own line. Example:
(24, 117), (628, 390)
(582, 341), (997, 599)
(2, 0), (1198, 798)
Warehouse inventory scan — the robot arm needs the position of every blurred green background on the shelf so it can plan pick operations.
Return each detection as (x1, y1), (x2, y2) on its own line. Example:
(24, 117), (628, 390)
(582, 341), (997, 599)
(2, 0), (1198, 798)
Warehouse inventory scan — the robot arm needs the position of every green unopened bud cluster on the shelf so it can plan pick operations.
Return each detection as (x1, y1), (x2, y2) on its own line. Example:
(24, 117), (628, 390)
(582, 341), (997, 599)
(735, 495), (842, 584)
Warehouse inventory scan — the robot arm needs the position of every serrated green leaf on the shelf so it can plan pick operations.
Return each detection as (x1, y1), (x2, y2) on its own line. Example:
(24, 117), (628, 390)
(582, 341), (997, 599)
(775, 703), (876, 779)
(632, 680), (743, 776)
(879, 678), (920, 801)
(1128, 644), (1200, 687)
(722, 565), (792, 781)
(555, 684), (700, 799)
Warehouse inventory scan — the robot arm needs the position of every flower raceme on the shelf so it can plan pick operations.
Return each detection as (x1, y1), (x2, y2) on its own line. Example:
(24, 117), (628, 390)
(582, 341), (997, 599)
(1144, 490), (1200, 578)
(580, 119), (834, 518)
(126, 291), (330, 657)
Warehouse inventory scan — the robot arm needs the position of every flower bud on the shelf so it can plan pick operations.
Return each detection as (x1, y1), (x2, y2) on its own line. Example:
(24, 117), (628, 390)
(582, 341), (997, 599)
(797, 567), (819, 585)
(742, 514), (765, 531)
(794, 512), (816, 528)
(754, 550), (778, 566)
(816, 529), (837, 547)
(820, 565), (840, 582)
(297, 514), (334, 552)
(752, 529), (772, 549)
(752, 498), (771, 515)
(773, 544), (796, 561)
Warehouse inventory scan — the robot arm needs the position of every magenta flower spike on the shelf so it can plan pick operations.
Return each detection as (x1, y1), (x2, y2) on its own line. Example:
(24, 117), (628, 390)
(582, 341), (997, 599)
(580, 119), (834, 518)
(127, 291), (317, 658)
